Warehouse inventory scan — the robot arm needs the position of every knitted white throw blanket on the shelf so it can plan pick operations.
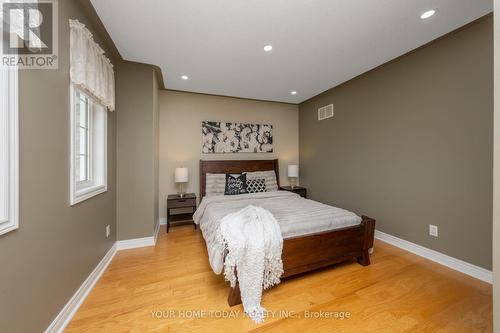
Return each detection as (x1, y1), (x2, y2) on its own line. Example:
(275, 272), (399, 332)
(218, 205), (284, 323)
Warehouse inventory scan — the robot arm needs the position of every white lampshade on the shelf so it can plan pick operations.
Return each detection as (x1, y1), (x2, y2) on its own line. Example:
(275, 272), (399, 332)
(287, 165), (299, 178)
(174, 168), (189, 183)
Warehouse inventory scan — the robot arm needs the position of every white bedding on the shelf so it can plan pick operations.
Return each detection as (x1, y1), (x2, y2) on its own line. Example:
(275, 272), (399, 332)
(219, 205), (283, 322)
(193, 191), (362, 274)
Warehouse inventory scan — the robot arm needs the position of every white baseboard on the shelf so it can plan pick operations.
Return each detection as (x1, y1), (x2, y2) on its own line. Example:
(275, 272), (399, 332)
(116, 235), (155, 250)
(44, 243), (117, 333)
(153, 220), (160, 244)
(375, 230), (493, 284)
(117, 222), (161, 250)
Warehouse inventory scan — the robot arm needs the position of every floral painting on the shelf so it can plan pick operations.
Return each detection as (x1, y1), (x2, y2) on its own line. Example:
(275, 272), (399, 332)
(202, 121), (273, 153)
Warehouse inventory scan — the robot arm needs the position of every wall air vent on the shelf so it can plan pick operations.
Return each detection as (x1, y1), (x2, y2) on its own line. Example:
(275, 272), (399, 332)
(318, 104), (334, 121)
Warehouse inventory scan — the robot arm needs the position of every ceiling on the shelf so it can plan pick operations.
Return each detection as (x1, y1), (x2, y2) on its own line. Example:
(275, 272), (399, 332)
(90, 0), (492, 104)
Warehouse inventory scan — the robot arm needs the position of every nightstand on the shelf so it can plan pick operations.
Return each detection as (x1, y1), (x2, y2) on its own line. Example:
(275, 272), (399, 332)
(166, 193), (197, 233)
(279, 186), (307, 198)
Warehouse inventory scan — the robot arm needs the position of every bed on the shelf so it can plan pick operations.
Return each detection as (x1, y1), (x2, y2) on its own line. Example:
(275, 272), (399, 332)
(197, 159), (375, 306)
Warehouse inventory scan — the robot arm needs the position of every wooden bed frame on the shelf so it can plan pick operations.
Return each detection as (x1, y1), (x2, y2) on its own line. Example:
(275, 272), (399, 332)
(199, 159), (376, 307)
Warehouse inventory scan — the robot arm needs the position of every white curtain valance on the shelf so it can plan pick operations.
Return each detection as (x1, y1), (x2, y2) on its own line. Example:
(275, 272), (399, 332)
(69, 19), (115, 111)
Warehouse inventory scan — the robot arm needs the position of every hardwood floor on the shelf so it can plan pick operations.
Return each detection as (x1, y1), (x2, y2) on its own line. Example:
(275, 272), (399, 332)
(66, 225), (492, 332)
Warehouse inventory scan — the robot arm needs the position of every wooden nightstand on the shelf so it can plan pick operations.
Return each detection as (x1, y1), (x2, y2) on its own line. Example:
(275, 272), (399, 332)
(166, 193), (197, 233)
(280, 186), (307, 198)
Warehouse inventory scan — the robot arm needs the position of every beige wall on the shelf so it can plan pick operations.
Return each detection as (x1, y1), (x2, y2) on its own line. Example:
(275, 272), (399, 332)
(299, 15), (493, 269)
(0, 1), (117, 332)
(159, 91), (299, 219)
(493, 3), (499, 332)
(116, 62), (160, 240)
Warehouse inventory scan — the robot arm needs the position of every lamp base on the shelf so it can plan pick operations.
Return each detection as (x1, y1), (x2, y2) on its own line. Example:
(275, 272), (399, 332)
(178, 183), (186, 198)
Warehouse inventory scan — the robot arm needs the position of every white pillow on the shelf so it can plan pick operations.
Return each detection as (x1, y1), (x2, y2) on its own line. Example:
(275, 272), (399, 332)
(246, 170), (278, 191)
(205, 173), (226, 196)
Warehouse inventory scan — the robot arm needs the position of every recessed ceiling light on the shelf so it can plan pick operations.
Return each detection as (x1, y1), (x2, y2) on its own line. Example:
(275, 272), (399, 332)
(263, 45), (273, 52)
(290, 91), (297, 95)
(420, 9), (436, 19)
(181, 75), (189, 80)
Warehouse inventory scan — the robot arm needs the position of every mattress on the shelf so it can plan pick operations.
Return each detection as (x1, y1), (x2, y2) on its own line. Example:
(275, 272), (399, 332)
(193, 190), (361, 274)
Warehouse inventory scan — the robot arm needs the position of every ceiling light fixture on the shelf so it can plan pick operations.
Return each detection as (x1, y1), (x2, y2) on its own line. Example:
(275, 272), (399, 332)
(290, 91), (297, 95)
(181, 75), (189, 80)
(263, 45), (273, 52)
(420, 9), (436, 19)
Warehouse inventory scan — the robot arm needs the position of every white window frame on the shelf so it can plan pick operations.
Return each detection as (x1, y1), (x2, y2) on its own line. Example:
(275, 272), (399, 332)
(70, 84), (108, 205)
(0, 67), (19, 236)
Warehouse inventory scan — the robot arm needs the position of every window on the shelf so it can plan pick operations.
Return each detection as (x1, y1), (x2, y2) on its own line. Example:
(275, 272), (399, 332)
(0, 68), (19, 235)
(70, 85), (107, 205)
(76, 91), (91, 184)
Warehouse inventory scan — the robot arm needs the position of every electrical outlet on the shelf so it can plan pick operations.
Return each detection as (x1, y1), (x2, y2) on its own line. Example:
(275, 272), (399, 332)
(106, 225), (111, 238)
(429, 225), (438, 237)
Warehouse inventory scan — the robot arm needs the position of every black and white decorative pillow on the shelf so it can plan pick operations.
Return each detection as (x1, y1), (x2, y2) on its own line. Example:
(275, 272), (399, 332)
(246, 178), (266, 193)
(224, 174), (248, 195)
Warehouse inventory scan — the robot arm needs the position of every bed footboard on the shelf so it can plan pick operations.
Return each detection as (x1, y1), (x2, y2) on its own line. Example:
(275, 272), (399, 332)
(227, 215), (376, 306)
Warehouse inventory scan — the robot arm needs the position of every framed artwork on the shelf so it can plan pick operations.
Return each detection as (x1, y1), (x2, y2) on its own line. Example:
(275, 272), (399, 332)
(202, 121), (273, 153)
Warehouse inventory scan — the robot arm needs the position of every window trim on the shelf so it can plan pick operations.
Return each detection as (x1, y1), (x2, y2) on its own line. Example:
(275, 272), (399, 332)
(0, 67), (19, 236)
(70, 84), (108, 206)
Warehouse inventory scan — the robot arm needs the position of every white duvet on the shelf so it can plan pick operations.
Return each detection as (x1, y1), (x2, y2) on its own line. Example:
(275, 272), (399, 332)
(193, 191), (362, 275)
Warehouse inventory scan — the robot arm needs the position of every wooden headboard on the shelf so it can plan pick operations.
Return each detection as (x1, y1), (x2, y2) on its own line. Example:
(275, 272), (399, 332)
(199, 159), (280, 198)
